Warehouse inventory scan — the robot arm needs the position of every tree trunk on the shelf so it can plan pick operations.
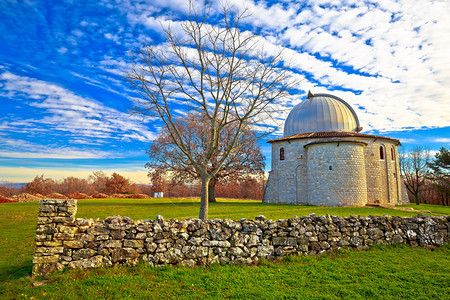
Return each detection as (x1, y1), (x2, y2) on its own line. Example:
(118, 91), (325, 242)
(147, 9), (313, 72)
(208, 179), (216, 203)
(199, 175), (210, 220)
(414, 193), (420, 205)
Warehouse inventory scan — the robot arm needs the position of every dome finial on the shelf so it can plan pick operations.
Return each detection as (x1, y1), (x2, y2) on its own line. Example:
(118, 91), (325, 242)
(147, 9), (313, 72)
(307, 91), (315, 99)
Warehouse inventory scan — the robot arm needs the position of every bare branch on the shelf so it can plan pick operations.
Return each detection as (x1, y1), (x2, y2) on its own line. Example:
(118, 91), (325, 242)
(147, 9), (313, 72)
(127, 0), (298, 219)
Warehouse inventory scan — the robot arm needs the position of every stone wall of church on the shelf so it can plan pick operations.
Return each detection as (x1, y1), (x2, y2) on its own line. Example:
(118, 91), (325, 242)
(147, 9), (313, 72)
(264, 139), (309, 204)
(32, 199), (449, 277)
(364, 139), (403, 204)
(306, 142), (368, 206)
(263, 137), (407, 206)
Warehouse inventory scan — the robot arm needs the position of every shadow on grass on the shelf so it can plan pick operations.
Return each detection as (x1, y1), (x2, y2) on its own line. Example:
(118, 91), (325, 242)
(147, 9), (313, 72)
(78, 201), (269, 207)
(0, 260), (33, 282)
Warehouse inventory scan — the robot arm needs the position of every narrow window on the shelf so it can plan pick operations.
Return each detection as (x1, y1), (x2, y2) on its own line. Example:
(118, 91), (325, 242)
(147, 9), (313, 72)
(379, 146), (384, 160)
(329, 165), (333, 170)
(391, 148), (394, 160)
(280, 147), (285, 161)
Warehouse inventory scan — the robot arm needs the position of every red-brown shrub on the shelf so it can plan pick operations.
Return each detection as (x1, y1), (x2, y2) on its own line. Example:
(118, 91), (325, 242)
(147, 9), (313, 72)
(91, 192), (108, 198)
(132, 193), (150, 199)
(0, 195), (17, 203)
(12, 193), (41, 202)
(66, 192), (92, 199)
(46, 193), (68, 199)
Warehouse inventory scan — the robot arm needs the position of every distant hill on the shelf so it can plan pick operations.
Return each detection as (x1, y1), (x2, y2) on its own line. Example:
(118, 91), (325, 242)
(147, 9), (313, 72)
(0, 182), (26, 188)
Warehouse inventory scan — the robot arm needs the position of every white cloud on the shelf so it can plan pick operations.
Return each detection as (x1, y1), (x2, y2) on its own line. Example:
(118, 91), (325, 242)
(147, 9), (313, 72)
(35, 0), (450, 134)
(433, 138), (450, 144)
(57, 47), (68, 54)
(0, 138), (111, 159)
(104, 33), (121, 43)
(0, 71), (156, 142)
(226, 0), (450, 132)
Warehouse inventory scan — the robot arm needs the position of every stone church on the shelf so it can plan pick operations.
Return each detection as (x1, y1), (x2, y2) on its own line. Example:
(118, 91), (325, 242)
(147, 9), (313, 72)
(263, 91), (409, 206)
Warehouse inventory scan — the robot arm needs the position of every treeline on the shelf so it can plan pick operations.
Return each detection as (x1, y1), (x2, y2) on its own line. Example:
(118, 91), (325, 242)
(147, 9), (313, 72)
(152, 176), (265, 200)
(400, 147), (449, 206)
(0, 172), (149, 198)
(0, 171), (266, 200)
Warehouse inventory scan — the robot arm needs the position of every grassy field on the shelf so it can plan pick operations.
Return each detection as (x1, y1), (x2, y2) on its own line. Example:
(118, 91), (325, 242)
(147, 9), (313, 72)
(0, 198), (449, 299)
(398, 203), (450, 215)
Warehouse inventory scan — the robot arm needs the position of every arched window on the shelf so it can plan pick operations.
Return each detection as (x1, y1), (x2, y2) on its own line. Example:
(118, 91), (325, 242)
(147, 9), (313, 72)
(391, 148), (395, 160)
(280, 147), (285, 161)
(379, 146), (384, 160)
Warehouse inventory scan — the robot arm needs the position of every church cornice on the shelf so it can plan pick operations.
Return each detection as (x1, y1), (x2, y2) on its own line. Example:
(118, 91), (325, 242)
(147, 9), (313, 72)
(268, 131), (401, 145)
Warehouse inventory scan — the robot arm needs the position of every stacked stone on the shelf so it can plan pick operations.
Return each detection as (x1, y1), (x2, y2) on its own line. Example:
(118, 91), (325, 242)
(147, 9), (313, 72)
(32, 200), (449, 277)
(32, 199), (77, 277)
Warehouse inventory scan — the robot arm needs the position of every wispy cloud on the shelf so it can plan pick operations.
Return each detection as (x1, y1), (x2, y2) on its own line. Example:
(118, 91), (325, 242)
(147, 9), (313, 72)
(433, 138), (450, 144)
(0, 70), (156, 142)
(0, 138), (112, 159)
(116, 0), (450, 133)
(0, 0), (449, 183)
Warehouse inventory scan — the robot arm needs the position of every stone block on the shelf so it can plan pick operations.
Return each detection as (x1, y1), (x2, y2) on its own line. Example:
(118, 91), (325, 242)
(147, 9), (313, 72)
(102, 240), (122, 248)
(35, 246), (64, 255)
(54, 233), (75, 240)
(73, 248), (97, 260)
(88, 227), (110, 235)
(64, 240), (84, 249)
(53, 217), (75, 223)
(95, 235), (110, 241)
(33, 255), (60, 264)
(180, 259), (196, 268)
(58, 226), (78, 234)
(68, 255), (108, 269)
(80, 234), (95, 242)
(146, 243), (157, 253)
(272, 237), (297, 246)
(124, 239), (144, 248)
(36, 224), (57, 235)
(43, 241), (63, 247)
(228, 247), (246, 257)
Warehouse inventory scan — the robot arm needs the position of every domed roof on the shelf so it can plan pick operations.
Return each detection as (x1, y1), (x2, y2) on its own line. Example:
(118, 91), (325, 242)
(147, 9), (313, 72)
(283, 91), (362, 137)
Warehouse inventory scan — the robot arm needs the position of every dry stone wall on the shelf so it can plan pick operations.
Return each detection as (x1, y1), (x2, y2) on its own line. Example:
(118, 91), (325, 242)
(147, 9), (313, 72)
(32, 199), (449, 277)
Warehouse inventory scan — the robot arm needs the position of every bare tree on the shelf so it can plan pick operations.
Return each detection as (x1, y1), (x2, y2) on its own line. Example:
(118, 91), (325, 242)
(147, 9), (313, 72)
(399, 146), (430, 205)
(24, 175), (56, 196)
(89, 171), (108, 194)
(127, 2), (295, 219)
(146, 113), (265, 203)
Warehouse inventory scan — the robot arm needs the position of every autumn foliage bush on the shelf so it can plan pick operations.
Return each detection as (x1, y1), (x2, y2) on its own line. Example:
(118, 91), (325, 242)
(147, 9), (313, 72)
(46, 193), (68, 199)
(12, 193), (41, 202)
(91, 192), (108, 198)
(132, 193), (150, 199)
(0, 171), (266, 200)
(0, 195), (17, 203)
(66, 192), (92, 199)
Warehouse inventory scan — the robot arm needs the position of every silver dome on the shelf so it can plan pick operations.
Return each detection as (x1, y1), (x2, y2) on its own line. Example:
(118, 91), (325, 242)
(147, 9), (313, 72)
(284, 92), (361, 137)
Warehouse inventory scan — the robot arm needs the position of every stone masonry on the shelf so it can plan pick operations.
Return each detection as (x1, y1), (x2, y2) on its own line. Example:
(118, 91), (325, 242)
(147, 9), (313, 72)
(264, 135), (408, 206)
(32, 199), (449, 277)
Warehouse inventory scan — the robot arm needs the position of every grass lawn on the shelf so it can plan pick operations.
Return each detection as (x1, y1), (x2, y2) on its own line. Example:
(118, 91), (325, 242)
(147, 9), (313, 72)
(0, 198), (449, 299)
(397, 203), (450, 215)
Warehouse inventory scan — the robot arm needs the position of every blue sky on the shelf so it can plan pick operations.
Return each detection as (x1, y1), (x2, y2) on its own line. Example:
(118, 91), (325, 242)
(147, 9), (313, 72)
(1, 0), (449, 183)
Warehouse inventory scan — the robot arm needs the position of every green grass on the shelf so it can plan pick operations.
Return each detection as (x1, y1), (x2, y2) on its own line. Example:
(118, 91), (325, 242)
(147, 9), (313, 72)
(397, 203), (450, 215)
(74, 197), (439, 220)
(0, 198), (449, 299)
